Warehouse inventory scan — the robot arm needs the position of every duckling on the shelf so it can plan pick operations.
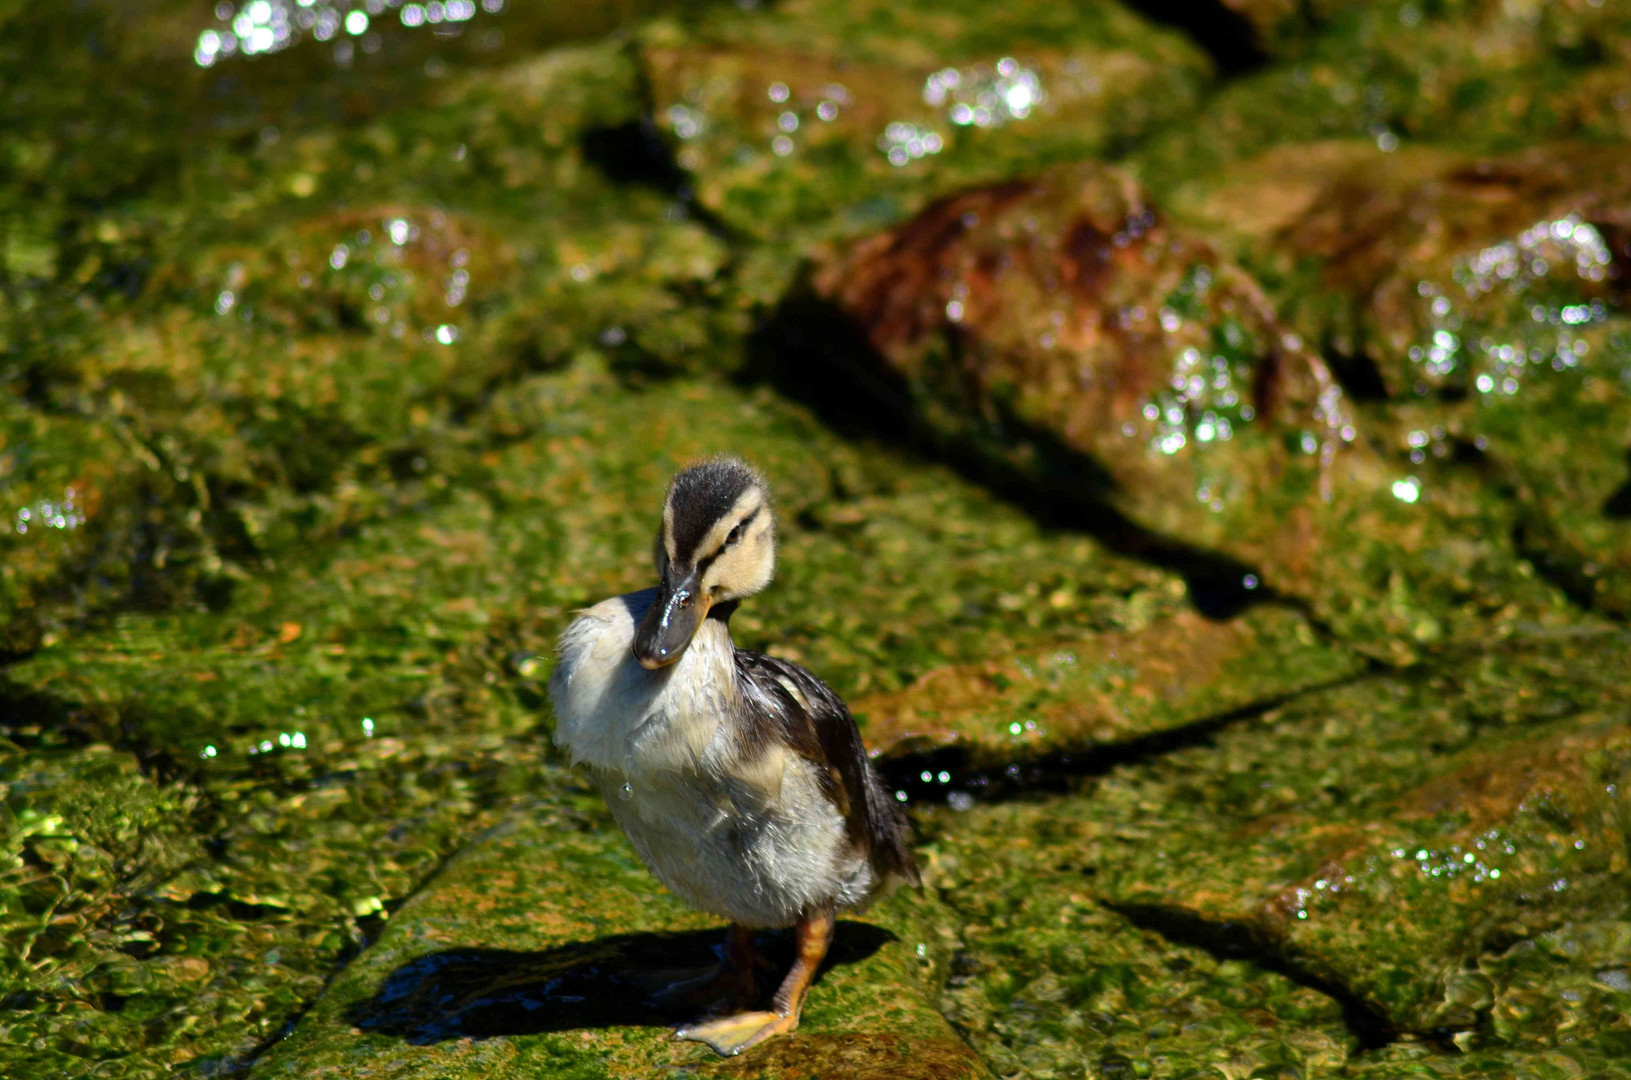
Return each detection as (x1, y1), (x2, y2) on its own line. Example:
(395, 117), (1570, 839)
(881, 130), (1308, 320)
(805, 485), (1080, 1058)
(548, 457), (919, 1056)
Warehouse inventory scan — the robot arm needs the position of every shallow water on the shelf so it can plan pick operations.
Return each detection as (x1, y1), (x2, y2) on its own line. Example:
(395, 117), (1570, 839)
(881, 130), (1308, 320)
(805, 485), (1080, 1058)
(2, 1), (1629, 1077)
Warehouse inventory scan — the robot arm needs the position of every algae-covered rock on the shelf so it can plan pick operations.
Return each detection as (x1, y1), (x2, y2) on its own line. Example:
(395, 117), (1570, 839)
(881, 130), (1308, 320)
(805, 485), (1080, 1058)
(1135, 0), (1631, 195)
(806, 163), (1578, 657)
(5, 0), (1630, 1076)
(0, 364), (1237, 1077)
(1198, 142), (1631, 618)
(1094, 631), (1631, 1050)
(809, 163), (1353, 515)
(1247, 144), (1631, 384)
(643, 0), (1209, 257)
(917, 798), (1357, 1079)
(913, 631), (1631, 1078)
(252, 791), (986, 1080)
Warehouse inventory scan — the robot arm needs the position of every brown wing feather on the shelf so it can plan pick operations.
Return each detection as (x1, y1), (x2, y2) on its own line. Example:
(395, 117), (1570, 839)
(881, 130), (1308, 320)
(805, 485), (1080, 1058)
(735, 650), (921, 888)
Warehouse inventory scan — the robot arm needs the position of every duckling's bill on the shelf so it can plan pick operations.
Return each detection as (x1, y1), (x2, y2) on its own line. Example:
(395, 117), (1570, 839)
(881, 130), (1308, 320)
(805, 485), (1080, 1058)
(632, 564), (710, 669)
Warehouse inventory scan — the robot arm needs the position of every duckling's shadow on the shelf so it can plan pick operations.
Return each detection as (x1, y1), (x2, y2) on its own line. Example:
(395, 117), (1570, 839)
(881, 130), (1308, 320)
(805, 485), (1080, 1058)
(346, 922), (894, 1045)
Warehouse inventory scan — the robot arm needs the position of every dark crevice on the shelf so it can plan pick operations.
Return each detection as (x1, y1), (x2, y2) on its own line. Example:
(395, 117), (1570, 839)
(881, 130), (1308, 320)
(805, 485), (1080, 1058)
(1323, 347), (1390, 402)
(1103, 902), (1404, 1052)
(1117, 0), (1270, 77)
(581, 41), (742, 248)
(1604, 453), (1631, 519)
(582, 119), (689, 195)
(745, 292), (1285, 622)
(1511, 518), (1607, 616)
(879, 662), (1380, 805)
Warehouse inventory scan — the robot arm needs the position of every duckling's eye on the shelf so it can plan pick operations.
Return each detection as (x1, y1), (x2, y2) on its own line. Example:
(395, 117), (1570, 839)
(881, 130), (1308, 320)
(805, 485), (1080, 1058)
(725, 523), (744, 547)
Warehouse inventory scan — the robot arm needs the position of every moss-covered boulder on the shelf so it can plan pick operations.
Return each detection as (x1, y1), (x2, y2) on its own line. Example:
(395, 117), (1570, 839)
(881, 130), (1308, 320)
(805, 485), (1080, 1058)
(1134, 0), (1631, 196)
(1185, 142), (1631, 619)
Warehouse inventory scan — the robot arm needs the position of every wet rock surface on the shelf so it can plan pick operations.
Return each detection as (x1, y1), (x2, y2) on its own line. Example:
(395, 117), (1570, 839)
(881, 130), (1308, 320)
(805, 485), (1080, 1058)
(1, 0), (1629, 1078)
(921, 631), (1631, 1078)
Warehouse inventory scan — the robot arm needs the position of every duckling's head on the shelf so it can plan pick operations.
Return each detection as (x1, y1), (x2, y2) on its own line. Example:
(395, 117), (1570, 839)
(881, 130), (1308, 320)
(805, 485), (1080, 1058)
(633, 457), (775, 670)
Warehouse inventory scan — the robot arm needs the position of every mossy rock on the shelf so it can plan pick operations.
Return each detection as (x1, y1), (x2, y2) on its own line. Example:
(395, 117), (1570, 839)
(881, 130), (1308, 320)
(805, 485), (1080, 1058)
(1093, 631), (1631, 1047)
(1176, 142), (1631, 620)
(802, 162), (1583, 658)
(916, 630), (1631, 1077)
(642, 0), (1210, 257)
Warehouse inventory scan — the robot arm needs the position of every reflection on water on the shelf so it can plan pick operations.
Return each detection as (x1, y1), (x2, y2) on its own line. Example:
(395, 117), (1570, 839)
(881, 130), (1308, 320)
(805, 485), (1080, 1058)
(924, 57), (1046, 129)
(882, 57), (1048, 167)
(195, 0), (507, 67)
(1411, 215), (1617, 400)
(11, 488), (85, 535)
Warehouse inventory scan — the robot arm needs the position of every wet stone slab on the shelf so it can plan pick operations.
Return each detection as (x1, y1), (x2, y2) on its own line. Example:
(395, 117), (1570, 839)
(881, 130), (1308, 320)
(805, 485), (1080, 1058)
(915, 630), (1631, 1079)
(251, 776), (987, 1080)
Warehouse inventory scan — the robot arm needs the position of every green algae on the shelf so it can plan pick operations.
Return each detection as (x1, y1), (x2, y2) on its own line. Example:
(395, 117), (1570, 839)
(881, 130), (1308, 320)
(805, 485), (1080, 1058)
(918, 799), (1356, 1079)
(0, 360), (1211, 1076)
(915, 632), (1631, 1078)
(1132, 0), (1631, 200)
(1092, 632), (1631, 1051)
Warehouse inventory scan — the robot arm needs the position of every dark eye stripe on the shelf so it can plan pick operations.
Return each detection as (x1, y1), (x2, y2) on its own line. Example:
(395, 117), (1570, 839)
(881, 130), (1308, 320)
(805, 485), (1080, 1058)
(694, 504), (761, 572)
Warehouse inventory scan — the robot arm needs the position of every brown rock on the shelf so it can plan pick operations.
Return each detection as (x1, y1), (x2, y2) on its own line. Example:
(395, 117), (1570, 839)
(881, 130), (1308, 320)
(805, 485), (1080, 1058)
(814, 162), (1353, 527)
(1272, 143), (1631, 385)
(809, 165), (1428, 641)
(1252, 143), (1631, 617)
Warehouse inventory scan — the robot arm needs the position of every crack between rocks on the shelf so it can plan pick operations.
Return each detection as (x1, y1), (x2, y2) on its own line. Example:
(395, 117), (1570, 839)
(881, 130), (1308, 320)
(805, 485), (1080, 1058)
(1116, 0), (1271, 78)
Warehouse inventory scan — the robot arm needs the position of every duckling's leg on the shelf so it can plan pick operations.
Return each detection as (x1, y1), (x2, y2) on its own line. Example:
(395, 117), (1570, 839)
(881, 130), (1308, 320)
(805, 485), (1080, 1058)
(648, 924), (761, 1011)
(674, 905), (834, 1056)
